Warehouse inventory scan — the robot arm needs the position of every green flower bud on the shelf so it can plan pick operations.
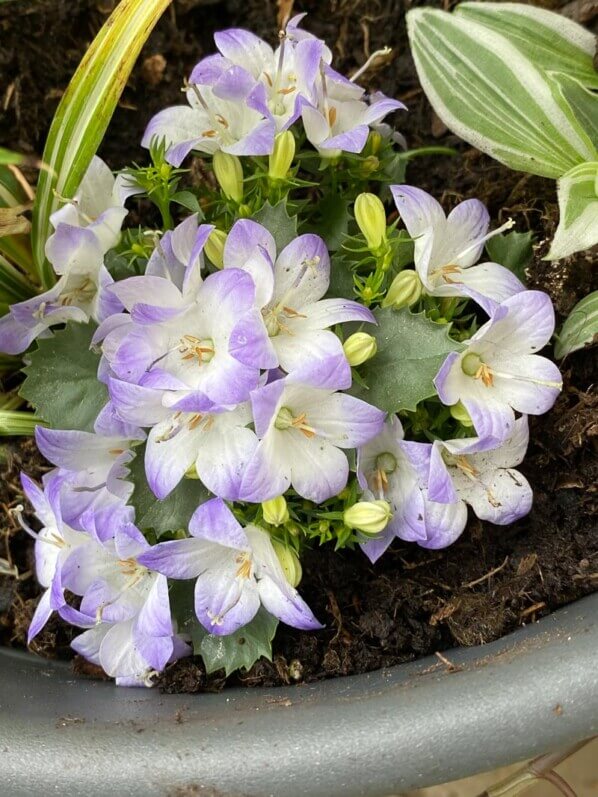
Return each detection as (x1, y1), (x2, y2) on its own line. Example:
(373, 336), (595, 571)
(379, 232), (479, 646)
(354, 193), (387, 253)
(213, 151), (243, 202)
(359, 155), (380, 177)
(449, 401), (474, 427)
(382, 269), (423, 309)
(272, 540), (302, 588)
(204, 228), (227, 269)
(343, 332), (377, 367)
(343, 500), (392, 535)
(262, 496), (290, 527)
(268, 131), (296, 181)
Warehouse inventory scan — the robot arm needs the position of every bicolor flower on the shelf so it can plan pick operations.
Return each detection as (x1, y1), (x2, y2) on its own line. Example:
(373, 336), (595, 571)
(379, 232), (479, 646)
(223, 219), (374, 388)
(356, 416), (467, 561)
(391, 185), (525, 315)
(34, 403), (144, 529)
(16, 473), (87, 642)
(427, 417), (533, 526)
(59, 515), (185, 687)
(138, 497), (322, 636)
(49, 155), (136, 255)
(105, 266), (275, 407)
(0, 225), (120, 355)
(240, 377), (386, 503)
(434, 291), (562, 445)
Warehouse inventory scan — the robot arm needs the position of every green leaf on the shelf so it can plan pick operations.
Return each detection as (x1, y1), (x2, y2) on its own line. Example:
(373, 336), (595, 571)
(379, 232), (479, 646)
(31, 0), (172, 289)
(253, 201), (298, 251)
(191, 608), (278, 676)
(307, 195), (350, 251)
(0, 253), (37, 304)
(171, 190), (202, 214)
(351, 308), (463, 412)
(548, 161), (598, 260)
(406, 8), (595, 179)
(485, 230), (533, 283)
(0, 148), (24, 167)
(327, 254), (356, 300)
(548, 73), (598, 151)
(20, 323), (107, 432)
(127, 447), (212, 537)
(554, 290), (598, 359)
(456, 2), (598, 89)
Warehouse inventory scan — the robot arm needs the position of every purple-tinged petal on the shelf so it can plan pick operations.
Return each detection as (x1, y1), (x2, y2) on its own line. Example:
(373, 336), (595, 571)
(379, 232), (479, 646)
(491, 355), (562, 416)
(214, 29), (273, 78)
(446, 199), (490, 268)
(194, 424), (258, 501)
(360, 527), (395, 564)
(71, 624), (108, 665)
(0, 312), (40, 355)
(108, 378), (169, 427)
(212, 65), (257, 102)
(308, 393), (386, 448)
(136, 574), (172, 638)
(189, 497), (248, 548)
(195, 567), (261, 636)
(142, 106), (207, 166)
(249, 378), (285, 437)
(238, 435), (291, 503)
(274, 234), (331, 306)
(427, 443), (459, 503)
(229, 311), (278, 369)
(462, 397), (515, 449)
(110, 275), (183, 311)
(479, 290), (555, 354)
(301, 298), (375, 329)
(321, 125), (369, 153)
(45, 224), (103, 276)
(433, 351), (462, 406)
(285, 433), (349, 503)
(27, 589), (53, 642)
(223, 118), (276, 156)
(138, 538), (207, 579)
(362, 97), (406, 126)
(419, 497), (468, 550)
(391, 185), (446, 240)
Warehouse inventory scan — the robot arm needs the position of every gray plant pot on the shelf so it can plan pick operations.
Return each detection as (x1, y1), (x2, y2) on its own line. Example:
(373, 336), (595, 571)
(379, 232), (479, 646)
(1, 591), (597, 796)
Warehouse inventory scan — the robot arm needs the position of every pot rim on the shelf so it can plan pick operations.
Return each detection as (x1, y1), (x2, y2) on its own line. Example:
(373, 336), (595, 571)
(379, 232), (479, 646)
(1, 592), (597, 796)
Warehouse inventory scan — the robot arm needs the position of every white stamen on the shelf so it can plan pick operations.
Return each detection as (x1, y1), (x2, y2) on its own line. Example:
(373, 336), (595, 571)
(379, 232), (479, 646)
(350, 47), (392, 83)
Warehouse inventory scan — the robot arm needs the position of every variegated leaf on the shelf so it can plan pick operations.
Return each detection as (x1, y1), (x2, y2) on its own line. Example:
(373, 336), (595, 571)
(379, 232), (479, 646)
(555, 290), (598, 359)
(548, 162), (598, 260)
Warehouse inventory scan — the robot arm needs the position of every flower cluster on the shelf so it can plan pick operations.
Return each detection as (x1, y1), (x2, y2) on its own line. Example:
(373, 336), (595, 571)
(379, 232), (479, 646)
(4, 17), (563, 686)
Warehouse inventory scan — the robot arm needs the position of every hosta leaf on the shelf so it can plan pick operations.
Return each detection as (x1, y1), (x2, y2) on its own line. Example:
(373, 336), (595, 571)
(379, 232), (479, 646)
(127, 447), (211, 537)
(456, 2), (598, 89)
(485, 230), (533, 283)
(32, 0), (172, 289)
(191, 608), (278, 676)
(253, 201), (298, 251)
(548, 73), (598, 151)
(548, 162), (598, 260)
(350, 308), (463, 412)
(406, 8), (595, 179)
(20, 323), (107, 432)
(554, 290), (598, 359)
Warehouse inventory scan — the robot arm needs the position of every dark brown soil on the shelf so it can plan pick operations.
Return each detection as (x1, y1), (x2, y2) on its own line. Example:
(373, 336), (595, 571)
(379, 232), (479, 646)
(0, 0), (596, 691)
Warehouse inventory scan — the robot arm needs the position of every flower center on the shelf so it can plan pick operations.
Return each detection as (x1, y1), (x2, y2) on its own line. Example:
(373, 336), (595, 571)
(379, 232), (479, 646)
(235, 552), (253, 580)
(59, 277), (96, 307)
(178, 335), (215, 365)
(432, 264), (462, 285)
(461, 352), (494, 387)
(275, 406), (316, 438)
(370, 452), (398, 495)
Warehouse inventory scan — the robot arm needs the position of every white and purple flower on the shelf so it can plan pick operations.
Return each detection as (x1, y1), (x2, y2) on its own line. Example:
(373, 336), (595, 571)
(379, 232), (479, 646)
(391, 185), (525, 316)
(138, 497), (322, 636)
(434, 291), (562, 445)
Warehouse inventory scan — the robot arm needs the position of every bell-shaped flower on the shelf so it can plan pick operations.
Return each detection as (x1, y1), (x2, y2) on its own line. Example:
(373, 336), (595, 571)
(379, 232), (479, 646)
(16, 473), (88, 642)
(142, 69), (275, 166)
(356, 417), (467, 561)
(427, 417), (533, 525)
(138, 497), (322, 636)
(60, 515), (185, 686)
(0, 225), (120, 355)
(34, 403), (144, 529)
(301, 72), (405, 158)
(391, 185), (525, 315)
(104, 266), (275, 407)
(223, 219), (374, 388)
(239, 376), (386, 503)
(434, 291), (562, 445)
(49, 156), (136, 254)
(190, 22), (326, 133)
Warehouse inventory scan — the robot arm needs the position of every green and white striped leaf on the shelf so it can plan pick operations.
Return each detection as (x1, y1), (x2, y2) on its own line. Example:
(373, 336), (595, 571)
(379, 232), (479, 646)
(406, 9), (596, 179)
(548, 162), (598, 260)
(456, 2), (598, 90)
(554, 291), (598, 359)
(548, 72), (598, 151)
(31, 0), (171, 289)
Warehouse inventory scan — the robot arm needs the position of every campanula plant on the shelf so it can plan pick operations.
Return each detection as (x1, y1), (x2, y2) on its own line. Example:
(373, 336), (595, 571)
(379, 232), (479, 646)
(3, 11), (571, 687)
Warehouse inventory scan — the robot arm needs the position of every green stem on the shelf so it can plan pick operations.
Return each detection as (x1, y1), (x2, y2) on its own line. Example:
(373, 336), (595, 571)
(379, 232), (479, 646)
(403, 146), (457, 160)
(0, 410), (45, 436)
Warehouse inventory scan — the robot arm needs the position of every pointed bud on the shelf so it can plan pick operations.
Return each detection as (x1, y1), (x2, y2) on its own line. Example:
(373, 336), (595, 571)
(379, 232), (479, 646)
(272, 540), (302, 588)
(204, 228), (227, 269)
(449, 401), (474, 427)
(268, 131), (296, 181)
(262, 496), (290, 527)
(382, 269), (423, 309)
(343, 500), (392, 535)
(354, 193), (387, 253)
(213, 151), (243, 202)
(343, 332), (377, 367)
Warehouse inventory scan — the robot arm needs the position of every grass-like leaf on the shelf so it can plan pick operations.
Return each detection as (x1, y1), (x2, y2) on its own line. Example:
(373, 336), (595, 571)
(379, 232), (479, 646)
(555, 290), (598, 359)
(31, 0), (172, 289)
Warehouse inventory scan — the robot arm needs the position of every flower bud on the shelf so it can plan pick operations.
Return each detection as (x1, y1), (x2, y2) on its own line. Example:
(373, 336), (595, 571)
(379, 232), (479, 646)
(268, 131), (296, 181)
(382, 269), (423, 309)
(343, 332), (377, 367)
(213, 151), (243, 202)
(262, 496), (289, 527)
(272, 540), (302, 588)
(449, 401), (474, 427)
(343, 500), (392, 535)
(204, 228), (226, 269)
(354, 193), (387, 253)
